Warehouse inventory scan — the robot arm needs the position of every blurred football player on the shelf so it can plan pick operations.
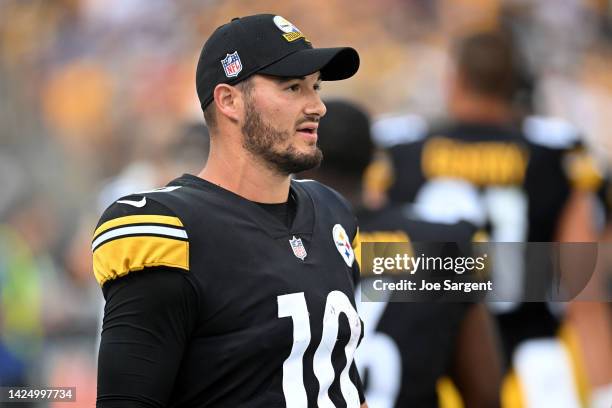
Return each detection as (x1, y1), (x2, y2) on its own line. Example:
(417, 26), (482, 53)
(377, 31), (610, 407)
(302, 99), (503, 408)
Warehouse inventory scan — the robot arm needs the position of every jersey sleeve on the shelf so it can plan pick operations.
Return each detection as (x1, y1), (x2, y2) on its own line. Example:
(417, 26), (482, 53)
(97, 266), (199, 407)
(562, 143), (603, 192)
(92, 195), (190, 287)
(94, 195), (199, 407)
(523, 115), (603, 192)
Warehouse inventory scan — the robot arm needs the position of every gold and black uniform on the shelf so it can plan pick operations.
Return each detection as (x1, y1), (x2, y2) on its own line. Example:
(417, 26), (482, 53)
(381, 115), (600, 364)
(386, 116), (597, 242)
(355, 205), (477, 408)
(93, 174), (365, 407)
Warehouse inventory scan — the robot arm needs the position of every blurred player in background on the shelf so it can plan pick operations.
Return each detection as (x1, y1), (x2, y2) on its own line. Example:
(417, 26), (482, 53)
(374, 31), (611, 407)
(303, 99), (503, 408)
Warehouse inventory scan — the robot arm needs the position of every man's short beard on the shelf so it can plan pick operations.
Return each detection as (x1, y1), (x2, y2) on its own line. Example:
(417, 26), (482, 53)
(241, 97), (323, 176)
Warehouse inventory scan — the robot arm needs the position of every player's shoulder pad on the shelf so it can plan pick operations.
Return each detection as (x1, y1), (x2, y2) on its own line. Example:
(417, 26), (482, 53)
(371, 113), (428, 148)
(523, 115), (581, 149)
(91, 187), (189, 287)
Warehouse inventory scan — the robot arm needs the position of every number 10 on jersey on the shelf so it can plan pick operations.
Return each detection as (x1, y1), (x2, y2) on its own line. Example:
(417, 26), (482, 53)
(278, 291), (362, 407)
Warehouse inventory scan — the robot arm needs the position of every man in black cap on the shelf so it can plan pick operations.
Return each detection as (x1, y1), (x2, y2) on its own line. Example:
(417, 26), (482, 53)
(93, 14), (366, 407)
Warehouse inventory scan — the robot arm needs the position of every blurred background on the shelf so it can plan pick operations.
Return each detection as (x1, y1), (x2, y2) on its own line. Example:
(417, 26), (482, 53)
(0, 0), (611, 406)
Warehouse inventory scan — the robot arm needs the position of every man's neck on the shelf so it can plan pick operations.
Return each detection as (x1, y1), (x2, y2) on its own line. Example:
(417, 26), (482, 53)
(450, 94), (514, 124)
(197, 138), (291, 204)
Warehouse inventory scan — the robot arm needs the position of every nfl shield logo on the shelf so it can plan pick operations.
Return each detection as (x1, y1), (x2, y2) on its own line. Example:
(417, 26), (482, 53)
(289, 236), (307, 261)
(221, 51), (242, 78)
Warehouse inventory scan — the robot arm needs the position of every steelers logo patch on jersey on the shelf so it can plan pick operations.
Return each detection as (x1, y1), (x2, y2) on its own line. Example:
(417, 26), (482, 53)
(333, 224), (354, 267)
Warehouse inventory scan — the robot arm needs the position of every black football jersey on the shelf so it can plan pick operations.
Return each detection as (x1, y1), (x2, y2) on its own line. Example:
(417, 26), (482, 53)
(376, 114), (601, 366)
(354, 205), (476, 408)
(93, 174), (365, 407)
(384, 116), (591, 242)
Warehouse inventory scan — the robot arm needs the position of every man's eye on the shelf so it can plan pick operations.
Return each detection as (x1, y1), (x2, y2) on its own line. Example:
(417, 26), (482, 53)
(314, 83), (322, 92)
(288, 84), (300, 92)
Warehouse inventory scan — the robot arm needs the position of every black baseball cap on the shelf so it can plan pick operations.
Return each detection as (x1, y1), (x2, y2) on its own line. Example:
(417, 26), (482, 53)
(196, 14), (360, 110)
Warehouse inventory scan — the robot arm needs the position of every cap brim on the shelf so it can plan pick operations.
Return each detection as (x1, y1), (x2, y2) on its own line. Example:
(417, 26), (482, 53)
(258, 47), (359, 80)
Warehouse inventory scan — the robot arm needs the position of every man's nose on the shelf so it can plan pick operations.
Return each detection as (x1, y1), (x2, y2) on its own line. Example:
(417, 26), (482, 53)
(305, 93), (326, 118)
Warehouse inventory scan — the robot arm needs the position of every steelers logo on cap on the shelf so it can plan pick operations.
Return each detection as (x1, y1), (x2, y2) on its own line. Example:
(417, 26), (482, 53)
(273, 15), (308, 42)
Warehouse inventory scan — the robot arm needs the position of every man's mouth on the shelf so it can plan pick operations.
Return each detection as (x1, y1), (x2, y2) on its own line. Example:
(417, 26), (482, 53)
(297, 128), (316, 134)
(296, 123), (319, 138)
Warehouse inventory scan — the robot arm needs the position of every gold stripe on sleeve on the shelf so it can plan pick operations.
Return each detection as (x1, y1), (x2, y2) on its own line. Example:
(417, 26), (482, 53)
(92, 235), (189, 286)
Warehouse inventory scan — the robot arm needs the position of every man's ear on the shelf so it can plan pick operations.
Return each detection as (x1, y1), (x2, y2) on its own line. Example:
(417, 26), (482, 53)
(213, 83), (243, 123)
